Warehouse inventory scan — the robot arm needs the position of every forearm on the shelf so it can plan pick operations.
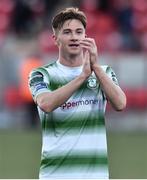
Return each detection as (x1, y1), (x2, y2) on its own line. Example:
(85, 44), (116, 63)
(36, 74), (87, 112)
(92, 64), (126, 111)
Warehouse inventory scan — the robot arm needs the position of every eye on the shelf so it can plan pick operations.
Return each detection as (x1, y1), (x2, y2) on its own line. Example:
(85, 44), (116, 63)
(63, 31), (70, 34)
(77, 31), (83, 34)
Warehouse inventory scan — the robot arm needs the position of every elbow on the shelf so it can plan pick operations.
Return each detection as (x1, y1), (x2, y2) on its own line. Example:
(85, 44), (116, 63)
(37, 99), (53, 113)
(115, 95), (127, 111)
(115, 102), (126, 111)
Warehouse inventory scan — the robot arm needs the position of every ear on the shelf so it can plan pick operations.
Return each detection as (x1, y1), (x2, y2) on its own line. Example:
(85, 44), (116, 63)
(52, 34), (59, 46)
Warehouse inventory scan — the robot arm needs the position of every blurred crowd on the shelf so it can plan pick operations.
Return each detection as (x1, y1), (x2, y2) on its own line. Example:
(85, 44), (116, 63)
(0, 0), (147, 129)
(0, 0), (147, 53)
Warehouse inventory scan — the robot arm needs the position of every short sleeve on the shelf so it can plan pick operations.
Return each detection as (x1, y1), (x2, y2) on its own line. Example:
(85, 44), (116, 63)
(28, 70), (50, 101)
(106, 66), (119, 85)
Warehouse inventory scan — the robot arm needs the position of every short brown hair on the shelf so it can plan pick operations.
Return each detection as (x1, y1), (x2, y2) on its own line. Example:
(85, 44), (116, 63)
(52, 7), (87, 34)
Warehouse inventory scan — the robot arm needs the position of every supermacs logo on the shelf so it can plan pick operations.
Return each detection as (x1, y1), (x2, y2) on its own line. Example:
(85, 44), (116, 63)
(60, 99), (99, 110)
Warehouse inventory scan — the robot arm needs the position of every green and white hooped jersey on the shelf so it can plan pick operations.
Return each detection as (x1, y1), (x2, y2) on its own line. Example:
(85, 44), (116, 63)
(29, 60), (118, 179)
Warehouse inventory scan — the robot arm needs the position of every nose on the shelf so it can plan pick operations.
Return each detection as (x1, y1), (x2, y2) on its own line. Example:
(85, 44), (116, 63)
(70, 32), (78, 41)
(70, 39), (78, 43)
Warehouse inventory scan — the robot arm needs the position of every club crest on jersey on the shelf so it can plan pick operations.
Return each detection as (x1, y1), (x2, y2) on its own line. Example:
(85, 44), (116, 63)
(87, 77), (98, 89)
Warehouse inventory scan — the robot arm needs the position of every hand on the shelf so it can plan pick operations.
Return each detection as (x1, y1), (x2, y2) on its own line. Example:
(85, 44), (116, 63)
(81, 50), (92, 79)
(80, 38), (98, 67)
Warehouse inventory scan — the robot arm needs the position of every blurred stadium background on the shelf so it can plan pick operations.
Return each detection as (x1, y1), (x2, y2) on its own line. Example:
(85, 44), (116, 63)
(0, 0), (147, 178)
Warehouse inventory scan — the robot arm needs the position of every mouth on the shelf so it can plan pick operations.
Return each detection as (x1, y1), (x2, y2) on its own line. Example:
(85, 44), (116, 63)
(68, 44), (79, 48)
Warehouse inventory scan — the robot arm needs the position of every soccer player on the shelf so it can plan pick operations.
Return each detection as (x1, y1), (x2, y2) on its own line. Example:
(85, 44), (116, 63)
(29, 7), (126, 179)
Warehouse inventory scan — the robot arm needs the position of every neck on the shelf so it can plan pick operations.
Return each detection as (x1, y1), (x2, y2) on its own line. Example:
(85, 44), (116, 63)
(59, 52), (83, 67)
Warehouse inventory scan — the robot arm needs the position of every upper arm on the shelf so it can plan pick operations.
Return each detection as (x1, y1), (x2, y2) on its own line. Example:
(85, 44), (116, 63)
(100, 66), (119, 101)
(106, 66), (119, 86)
(28, 70), (50, 103)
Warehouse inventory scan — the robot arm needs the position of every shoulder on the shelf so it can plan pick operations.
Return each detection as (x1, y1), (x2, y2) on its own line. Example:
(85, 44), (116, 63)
(100, 65), (108, 71)
(30, 61), (57, 77)
(100, 65), (116, 74)
(100, 65), (118, 85)
(43, 61), (57, 69)
(100, 65), (110, 73)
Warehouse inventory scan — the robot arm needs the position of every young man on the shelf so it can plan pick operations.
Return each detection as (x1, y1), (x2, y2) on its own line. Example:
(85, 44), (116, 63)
(29, 7), (126, 179)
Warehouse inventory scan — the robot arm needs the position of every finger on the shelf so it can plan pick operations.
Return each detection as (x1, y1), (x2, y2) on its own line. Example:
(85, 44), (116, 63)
(84, 50), (90, 65)
(83, 50), (89, 56)
(80, 40), (96, 51)
(80, 43), (92, 52)
(81, 45), (91, 51)
(80, 38), (95, 45)
(81, 40), (98, 56)
(80, 41), (92, 47)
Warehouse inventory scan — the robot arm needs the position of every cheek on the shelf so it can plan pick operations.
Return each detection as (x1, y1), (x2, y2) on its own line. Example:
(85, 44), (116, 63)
(80, 34), (86, 39)
(58, 38), (68, 47)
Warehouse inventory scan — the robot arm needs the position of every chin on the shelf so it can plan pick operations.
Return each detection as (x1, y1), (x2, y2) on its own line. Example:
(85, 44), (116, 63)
(69, 53), (80, 57)
(69, 50), (81, 56)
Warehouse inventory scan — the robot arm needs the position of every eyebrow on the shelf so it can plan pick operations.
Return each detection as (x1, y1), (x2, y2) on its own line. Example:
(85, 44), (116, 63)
(63, 28), (84, 32)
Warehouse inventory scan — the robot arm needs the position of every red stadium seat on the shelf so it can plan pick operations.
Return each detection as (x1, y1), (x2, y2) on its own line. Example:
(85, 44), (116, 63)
(125, 88), (147, 109)
(4, 86), (22, 109)
(0, 0), (14, 15)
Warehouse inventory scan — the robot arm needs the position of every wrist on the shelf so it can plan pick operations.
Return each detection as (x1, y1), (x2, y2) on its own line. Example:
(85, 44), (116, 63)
(80, 72), (89, 81)
(91, 63), (101, 70)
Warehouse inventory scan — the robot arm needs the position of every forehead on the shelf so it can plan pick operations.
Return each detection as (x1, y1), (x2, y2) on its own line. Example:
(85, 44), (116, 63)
(62, 19), (85, 30)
